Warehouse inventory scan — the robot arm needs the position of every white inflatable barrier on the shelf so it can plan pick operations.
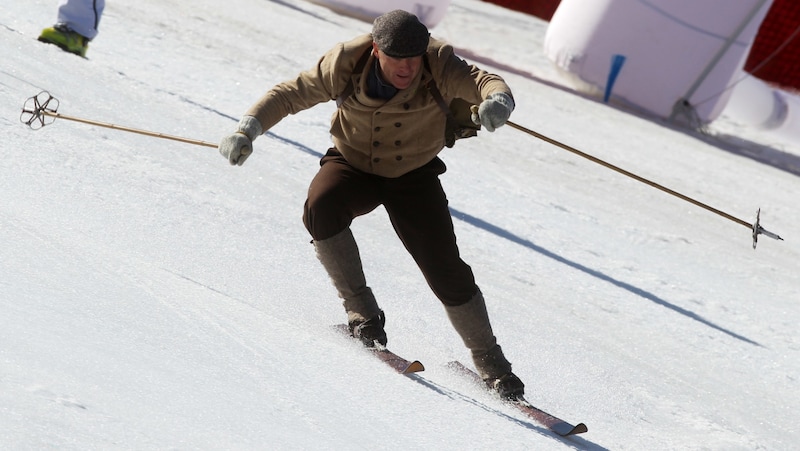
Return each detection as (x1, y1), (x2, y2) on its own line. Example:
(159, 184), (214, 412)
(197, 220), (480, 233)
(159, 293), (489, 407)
(543, 0), (773, 125)
(723, 73), (800, 144)
(305, 0), (451, 28)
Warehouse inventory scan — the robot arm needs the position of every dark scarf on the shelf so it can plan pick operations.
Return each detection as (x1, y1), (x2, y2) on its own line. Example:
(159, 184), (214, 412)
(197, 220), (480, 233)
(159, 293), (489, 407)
(367, 59), (398, 100)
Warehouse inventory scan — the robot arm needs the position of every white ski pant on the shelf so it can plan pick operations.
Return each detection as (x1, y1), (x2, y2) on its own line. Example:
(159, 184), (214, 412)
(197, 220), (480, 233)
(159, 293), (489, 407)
(56, 0), (105, 40)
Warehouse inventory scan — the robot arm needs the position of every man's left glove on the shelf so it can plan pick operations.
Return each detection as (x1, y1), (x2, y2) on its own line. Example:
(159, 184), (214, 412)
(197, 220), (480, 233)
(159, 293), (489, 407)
(471, 92), (515, 132)
(219, 115), (263, 166)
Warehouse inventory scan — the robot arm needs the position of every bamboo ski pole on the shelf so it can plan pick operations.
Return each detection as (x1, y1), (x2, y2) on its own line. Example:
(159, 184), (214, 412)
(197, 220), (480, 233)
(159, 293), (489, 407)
(44, 110), (217, 148)
(505, 120), (747, 226)
(497, 115), (782, 249)
(20, 91), (217, 148)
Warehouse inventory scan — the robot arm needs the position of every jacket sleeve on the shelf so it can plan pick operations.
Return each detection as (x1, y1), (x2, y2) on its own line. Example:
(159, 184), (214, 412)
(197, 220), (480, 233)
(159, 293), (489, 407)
(429, 41), (513, 105)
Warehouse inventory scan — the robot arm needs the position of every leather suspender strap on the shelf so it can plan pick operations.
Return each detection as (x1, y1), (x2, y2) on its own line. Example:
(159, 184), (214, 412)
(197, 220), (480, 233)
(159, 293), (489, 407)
(422, 55), (455, 120)
(336, 47), (372, 108)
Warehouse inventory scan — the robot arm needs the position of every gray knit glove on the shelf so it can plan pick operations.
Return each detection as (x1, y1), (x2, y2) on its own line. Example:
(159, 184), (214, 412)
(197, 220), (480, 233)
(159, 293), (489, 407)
(471, 92), (515, 132)
(219, 115), (263, 166)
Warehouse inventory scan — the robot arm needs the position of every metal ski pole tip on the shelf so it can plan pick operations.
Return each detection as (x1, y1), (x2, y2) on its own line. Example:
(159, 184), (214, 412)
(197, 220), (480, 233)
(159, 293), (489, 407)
(752, 208), (784, 249)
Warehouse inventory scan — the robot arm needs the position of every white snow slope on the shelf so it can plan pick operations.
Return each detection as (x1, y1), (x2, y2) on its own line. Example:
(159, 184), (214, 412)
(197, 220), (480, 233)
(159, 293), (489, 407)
(2, 1), (799, 450)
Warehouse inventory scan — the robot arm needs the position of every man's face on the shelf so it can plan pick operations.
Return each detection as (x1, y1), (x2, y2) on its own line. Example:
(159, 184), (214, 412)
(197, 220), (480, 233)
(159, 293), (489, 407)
(372, 42), (423, 90)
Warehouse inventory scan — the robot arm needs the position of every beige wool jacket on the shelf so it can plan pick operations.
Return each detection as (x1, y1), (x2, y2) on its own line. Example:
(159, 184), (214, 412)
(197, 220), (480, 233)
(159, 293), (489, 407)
(245, 34), (513, 178)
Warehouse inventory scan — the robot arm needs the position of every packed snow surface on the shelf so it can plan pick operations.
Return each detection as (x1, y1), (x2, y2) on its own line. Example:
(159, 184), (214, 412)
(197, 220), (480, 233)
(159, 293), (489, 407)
(2, 1), (798, 449)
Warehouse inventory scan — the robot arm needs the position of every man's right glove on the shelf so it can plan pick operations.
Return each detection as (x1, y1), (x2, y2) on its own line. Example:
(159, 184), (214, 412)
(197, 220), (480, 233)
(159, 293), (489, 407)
(471, 92), (515, 132)
(218, 115), (263, 166)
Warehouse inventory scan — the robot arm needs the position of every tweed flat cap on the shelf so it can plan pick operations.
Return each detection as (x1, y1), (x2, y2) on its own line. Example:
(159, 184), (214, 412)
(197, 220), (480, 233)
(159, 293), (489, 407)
(372, 10), (430, 58)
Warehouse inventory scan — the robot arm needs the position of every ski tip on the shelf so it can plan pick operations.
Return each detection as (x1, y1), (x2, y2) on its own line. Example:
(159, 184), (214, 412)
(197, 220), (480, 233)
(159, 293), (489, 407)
(550, 420), (588, 436)
(569, 422), (589, 436)
(403, 360), (425, 374)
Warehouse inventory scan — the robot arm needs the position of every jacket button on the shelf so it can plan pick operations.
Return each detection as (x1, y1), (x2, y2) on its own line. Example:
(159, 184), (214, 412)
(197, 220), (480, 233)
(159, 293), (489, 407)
(394, 140), (401, 146)
(394, 122), (402, 127)
(373, 141), (380, 147)
(403, 103), (410, 110)
(374, 126), (381, 132)
(395, 155), (403, 161)
(373, 157), (381, 163)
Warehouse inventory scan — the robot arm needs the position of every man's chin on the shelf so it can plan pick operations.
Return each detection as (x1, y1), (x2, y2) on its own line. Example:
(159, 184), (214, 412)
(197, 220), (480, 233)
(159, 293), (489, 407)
(392, 79), (412, 90)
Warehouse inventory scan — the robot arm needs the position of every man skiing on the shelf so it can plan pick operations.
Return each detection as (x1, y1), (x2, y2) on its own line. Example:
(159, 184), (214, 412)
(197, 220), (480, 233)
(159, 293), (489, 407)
(218, 9), (523, 399)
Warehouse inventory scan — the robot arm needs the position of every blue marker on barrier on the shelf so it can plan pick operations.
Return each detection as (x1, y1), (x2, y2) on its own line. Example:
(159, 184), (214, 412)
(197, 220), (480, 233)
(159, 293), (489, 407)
(604, 54), (626, 103)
